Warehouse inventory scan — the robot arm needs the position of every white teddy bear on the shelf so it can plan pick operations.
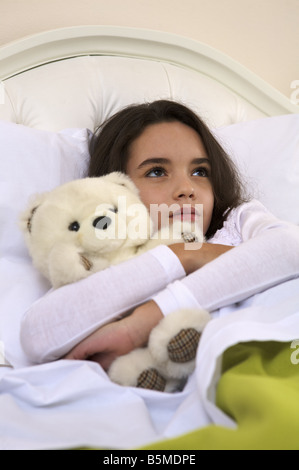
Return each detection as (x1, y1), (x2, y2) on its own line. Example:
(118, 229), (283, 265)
(20, 172), (211, 392)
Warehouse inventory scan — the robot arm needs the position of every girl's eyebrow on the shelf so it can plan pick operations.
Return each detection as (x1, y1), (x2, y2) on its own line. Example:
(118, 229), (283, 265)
(137, 157), (169, 169)
(137, 156), (210, 170)
(192, 157), (211, 166)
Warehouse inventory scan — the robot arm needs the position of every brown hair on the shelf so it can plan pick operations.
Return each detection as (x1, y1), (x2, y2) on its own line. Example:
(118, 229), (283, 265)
(88, 100), (247, 238)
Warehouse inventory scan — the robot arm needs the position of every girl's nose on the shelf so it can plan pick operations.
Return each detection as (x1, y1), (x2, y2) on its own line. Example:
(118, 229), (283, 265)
(173, 177), (195, 200)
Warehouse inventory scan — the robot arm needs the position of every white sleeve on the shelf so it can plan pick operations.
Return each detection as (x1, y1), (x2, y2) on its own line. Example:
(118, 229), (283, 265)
(153, 201), (299, 315)
(20, 245), (185, 363)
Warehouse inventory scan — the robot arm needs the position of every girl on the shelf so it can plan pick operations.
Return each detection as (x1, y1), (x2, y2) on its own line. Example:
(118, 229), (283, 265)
(20, 100), (299, 372)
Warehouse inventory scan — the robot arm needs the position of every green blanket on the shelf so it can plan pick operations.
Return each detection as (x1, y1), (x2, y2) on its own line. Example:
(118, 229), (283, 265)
(143, 341), (299, 450)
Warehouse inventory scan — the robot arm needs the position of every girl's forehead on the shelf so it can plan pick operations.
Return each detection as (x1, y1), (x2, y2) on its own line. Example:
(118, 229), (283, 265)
(128, 122), (208, 164)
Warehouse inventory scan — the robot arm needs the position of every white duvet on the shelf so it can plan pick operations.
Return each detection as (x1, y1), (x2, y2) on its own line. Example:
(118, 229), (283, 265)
(1, 278), (299, 450)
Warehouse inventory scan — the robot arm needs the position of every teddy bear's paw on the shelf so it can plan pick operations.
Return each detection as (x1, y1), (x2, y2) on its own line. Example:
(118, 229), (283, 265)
(167, 328), (201, 363)
(136, 368), (184, 393)
(136, 368), (167, 391)
(172, 220), (204, 244)
(108, 348), (167, 391)
(148, 308), (211, 379)
(181, 232), (199, 244)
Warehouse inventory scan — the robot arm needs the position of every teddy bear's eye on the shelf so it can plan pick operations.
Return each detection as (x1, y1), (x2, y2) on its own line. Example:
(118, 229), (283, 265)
(68, 221), (80, 232)
(93, 216), (112, 230)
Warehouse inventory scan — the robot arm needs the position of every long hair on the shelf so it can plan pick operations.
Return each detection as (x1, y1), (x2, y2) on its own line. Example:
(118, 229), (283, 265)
(88, 100), (247, 238)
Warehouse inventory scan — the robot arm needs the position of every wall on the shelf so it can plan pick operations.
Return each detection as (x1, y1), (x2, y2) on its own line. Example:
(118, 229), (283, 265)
(1, 0), (298, 99)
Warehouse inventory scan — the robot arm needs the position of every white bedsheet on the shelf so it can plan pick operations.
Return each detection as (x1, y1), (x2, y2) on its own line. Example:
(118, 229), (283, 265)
(0, 277), (299, 450)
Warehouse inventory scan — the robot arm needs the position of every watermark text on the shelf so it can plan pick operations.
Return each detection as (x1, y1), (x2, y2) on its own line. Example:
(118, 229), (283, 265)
(93, 198), (204, 248)
(290, 80), (299, 105)
(290, 339), (299, 365)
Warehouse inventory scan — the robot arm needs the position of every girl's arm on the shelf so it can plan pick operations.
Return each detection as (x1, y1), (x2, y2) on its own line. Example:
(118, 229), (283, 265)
(20, 245), (186, 364)
(68, 201), (298, 372)
(22, 199), (299, 366)
(64, 299), (164, 370)
(154, 200), (299, 315)
(64, 243), (234, 370)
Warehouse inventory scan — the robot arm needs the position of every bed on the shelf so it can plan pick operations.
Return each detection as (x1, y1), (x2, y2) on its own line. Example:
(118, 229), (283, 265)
(0, 25), (299, 450)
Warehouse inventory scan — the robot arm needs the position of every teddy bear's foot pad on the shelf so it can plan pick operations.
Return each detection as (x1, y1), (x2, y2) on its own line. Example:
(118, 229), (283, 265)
(167, 328), (201, 363)
(136, 368), (166, 391)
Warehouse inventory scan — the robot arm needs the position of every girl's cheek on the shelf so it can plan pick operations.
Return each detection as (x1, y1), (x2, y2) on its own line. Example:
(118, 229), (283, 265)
(138, 186), (166, 210)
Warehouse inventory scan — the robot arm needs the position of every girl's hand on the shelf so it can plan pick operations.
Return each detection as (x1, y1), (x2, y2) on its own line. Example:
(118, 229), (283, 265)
(169, 242), (234, 274)
(64, 300), (163, 371)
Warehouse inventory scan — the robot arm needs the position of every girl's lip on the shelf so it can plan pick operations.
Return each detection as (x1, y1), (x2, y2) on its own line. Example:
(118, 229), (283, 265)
(170, 207), (201, 221)
(171, 207), (198, 217)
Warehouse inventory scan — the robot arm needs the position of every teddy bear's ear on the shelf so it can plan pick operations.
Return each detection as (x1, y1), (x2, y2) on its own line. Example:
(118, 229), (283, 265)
(19, 192), (49, 234)
(104, 172), (139, 195)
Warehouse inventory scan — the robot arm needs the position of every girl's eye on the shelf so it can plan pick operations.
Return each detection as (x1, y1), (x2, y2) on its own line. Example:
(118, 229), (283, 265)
(193, 167), (210, 177)
(145, 167), (166, 178)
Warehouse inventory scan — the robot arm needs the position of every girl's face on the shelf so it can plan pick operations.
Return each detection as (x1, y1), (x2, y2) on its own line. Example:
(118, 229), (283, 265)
(126, 121), (214, 235)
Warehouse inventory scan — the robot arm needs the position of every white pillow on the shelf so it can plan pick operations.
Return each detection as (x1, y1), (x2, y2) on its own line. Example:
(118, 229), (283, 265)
(214, 114), (299, 225)
(0, 121), (90, 367)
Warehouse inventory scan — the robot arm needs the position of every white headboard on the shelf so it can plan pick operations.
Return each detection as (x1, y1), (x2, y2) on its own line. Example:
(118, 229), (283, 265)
(0, 26), (298, 132)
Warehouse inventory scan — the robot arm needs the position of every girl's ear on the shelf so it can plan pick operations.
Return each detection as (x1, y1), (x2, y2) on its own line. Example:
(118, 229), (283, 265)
(104, 171), (140, 195)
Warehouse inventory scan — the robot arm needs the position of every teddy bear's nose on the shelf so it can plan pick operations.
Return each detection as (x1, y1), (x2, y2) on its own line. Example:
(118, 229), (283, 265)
(93, 216), (112, 230)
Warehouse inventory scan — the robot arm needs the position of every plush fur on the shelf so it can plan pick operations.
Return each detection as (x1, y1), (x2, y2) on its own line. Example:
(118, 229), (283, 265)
(20, 172), (210, 391)
(109, 308), (211, 392)
(20, 172), (153, 287)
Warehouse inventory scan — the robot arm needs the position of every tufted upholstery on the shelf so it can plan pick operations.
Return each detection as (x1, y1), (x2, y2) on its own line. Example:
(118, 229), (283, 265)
(0, 55), (266, 132)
